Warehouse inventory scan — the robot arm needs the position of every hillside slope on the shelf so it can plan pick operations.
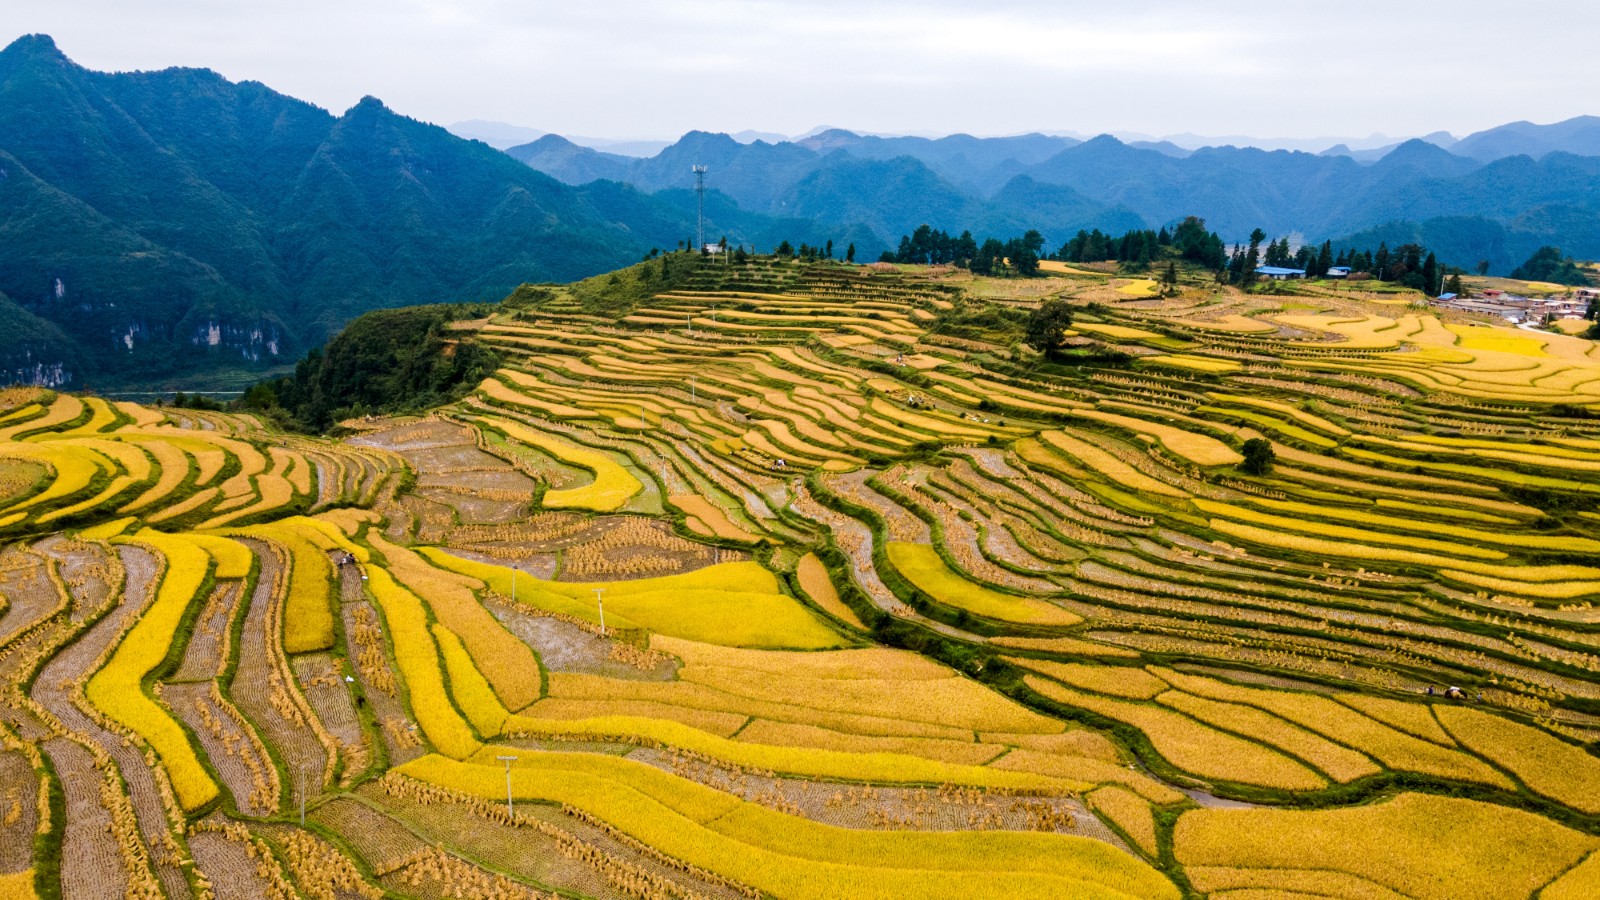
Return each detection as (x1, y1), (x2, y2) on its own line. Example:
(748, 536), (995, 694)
(0, 35), (845, 390)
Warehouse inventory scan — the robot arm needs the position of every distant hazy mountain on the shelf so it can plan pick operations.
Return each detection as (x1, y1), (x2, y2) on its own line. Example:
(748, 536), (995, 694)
(1449, 116), (1600, 162)
(509, 130), (1141, 244)
(510, 122), (1600, 275)
(448, 118), (546, 149)
(0, 35), (854, 389)
(449, 120), (670, 156)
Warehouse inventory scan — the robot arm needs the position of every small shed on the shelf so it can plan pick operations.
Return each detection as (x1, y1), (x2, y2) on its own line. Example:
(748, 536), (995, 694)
(1257, 266), (1306, 281)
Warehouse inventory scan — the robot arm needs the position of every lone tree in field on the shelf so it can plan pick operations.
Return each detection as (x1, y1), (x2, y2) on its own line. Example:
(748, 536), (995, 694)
(1024, 299), (1074, 356)
(1239, 438), (1275, 475)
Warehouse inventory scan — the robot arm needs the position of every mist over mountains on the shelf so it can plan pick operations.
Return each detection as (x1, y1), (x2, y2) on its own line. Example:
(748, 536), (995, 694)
(1, 32), (1597, 391)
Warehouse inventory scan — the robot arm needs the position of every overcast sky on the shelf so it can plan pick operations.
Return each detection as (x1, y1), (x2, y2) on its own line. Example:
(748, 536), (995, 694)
(10, 0), (1598, 143)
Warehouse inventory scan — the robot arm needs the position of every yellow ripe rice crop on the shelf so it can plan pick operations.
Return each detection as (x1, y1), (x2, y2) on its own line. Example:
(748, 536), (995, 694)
(113, 401), (165, 427)
(400, 753), (1178, 900)
(655, 635), (951, 681)
(1025, 676), (1327, 791)
(500, 713), (1076, 792)
(1155, 690), (1380, 783)
(0, 402), (42, 426)
(1149, 668), (1510, 788)
(432, 624), (510, 737)
(1075, 409), (1242, 467)
(423, 550), (845, 649)
(0, 444), (105, 515)
(989, 636), (1140, 657)
(549, 672), (979, 741)
(34, 474), (136, 525)
(115, 436), (192, 513)
(1334, 695), (1455, 744)
(866, 398), (999, 440)
(180, 533), (254, 579)
(794, 552), (866, 629)
(677, 660), (1060, 734)
(989, 750), (1186, 804)
(518, 698), (749, 737)
(734, 719), (1005, 766)
(1087, 786), (1158, 856)
(477, 416), (641, 511)
(58, 395), (117, 435)
(477, 374), (598, 419)
(88, 531), (219, 810)
(240, 523), (335, 653)
(668, 494), (760, 542)
(1207, 394), (1350, 436)
(370, 534), (541, 710)
(0, 870), (36, 900)
(1141, 354), (1241, 374)
(1438, 569), (1600, 600)
(143, 485), (218, 524)
(1195, 499), (1507, 560)
(1541, 851), (1600, 900)
(1185, 865), (1426, 899)
(1446, 323), (1549, 356)
(1198, 405), (1338, 448)
(1208, 519), (1541, 577)
(886, 542), (1080, 626)
(1034, 431), (1187, 498)
(1434, 707), (1600, 814)
(365, 568), (480, 759)
(76, 516), (137, 540)
(1239, 496), (1600, 554)
(1173, 793), (1598, 900)
(1008, 658), (1168, 699)
(1077, 324), (1161, 341)
(0, 393), (82, 440)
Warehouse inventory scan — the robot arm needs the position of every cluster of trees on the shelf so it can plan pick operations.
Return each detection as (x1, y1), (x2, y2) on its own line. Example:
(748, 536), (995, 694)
(883, 225), (1045, 277)
(1220, 229), (1448, 294)
(880, 216), (1484, 299)
(1054, 217), (1229, 270)
(237, 304), (500, 431)
(774, 239), (855, 262)
(1511, 246), (1592, 286)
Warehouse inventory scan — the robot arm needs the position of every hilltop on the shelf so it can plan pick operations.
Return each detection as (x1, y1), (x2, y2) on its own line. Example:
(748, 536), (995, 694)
(4, 254), (1600, 898)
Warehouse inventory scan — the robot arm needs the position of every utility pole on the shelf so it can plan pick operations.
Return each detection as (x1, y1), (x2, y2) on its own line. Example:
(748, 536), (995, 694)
(692, 165), (708, 252)
(594, 587), (606, 636)
(496, 755), (518, 817)
(511, 564), (518, 603)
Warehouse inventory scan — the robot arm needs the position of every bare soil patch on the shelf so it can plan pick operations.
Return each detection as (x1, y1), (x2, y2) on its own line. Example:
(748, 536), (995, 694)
(485, 593), (676, 682)
(42, 737), (127, 900)
(0, 750), (38, 873)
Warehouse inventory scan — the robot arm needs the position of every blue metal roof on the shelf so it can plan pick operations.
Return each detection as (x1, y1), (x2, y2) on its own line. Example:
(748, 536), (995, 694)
(1257, 266), (1305, 276)
(1437, 293), (1458, 301)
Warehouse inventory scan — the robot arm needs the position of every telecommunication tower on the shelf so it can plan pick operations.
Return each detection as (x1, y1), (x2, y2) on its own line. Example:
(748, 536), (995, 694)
(692, 164), (708, 251)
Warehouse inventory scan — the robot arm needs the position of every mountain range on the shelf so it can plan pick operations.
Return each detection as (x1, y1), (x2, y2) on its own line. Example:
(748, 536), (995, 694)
(1, 32), (1597, 391)
(0, 35), (858, 390)
(508, 122), (1600, 277)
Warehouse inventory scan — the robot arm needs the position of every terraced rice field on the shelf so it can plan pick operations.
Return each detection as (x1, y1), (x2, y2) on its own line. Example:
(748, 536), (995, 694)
(2, 254), (1599, 899)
